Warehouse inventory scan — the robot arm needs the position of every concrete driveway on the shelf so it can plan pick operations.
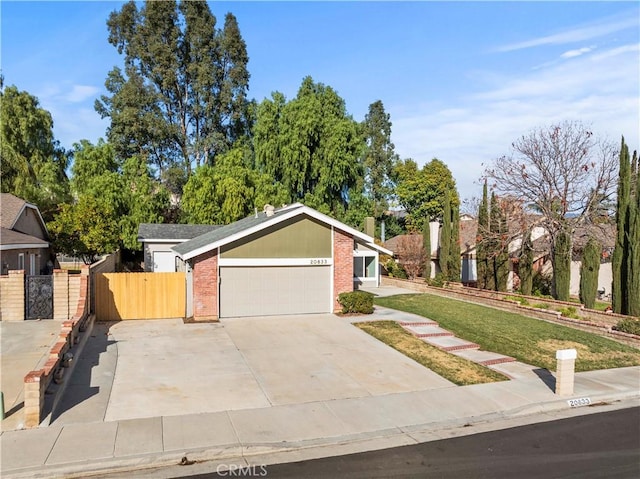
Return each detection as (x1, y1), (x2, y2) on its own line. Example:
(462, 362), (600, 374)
(52, 314), (453, 424)
(1, 320), (63, 430)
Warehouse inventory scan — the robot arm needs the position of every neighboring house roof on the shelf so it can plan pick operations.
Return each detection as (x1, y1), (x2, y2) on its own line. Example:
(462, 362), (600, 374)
(0, 227), (49, 250)
(0, 193), (50, 241)
(173, 203), (392, 260)
(137, 223), (221, 243)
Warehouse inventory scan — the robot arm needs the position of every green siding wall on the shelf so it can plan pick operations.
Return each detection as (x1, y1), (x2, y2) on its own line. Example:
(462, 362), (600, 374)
(221, 216), (332, 258)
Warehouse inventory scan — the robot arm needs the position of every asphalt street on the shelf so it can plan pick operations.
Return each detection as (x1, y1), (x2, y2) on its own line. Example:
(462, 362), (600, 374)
(178, 407), (640, 479)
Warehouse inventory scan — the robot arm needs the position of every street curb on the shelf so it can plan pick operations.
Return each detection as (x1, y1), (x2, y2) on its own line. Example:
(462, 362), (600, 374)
(3, 391), (638, 479)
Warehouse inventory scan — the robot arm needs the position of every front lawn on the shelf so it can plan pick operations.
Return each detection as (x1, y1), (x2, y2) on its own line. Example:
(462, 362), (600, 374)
(356, 321), (507, 386)
(375, 294), (640, 372)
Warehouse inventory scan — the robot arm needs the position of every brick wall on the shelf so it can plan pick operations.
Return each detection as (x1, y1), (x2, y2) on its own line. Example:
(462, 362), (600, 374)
(333, 228), (353, 312)
(192, 249), (218, 320)
(0, 270), (25, 321)
(24, 268), (90, 427)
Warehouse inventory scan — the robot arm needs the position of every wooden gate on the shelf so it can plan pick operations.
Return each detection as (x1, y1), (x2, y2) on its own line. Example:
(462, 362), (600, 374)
(95, 272), (185, 321)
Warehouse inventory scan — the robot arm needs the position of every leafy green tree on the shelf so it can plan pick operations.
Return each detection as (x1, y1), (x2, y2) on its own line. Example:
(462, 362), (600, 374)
(253, 77), (363, 216)
(0, 83), (69, 219)
(395, 158), (459, 230)
(579, 237), (601, 309)
(70, 139), (119, 196)
(181, 146), (288, 224)
(423, 219), (431, 280)
(96, 0), (250, 180)
(553, 229), (572, 301)
(49, 196), (120, 264)
(519, 229), (534, 295)
(476, 181), (490, 289)
(362, 100), (398, 218)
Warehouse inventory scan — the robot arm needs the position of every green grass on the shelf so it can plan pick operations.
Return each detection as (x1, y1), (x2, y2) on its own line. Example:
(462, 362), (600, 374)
(356, 321), (507, 386)
(375, 294), (640, 372)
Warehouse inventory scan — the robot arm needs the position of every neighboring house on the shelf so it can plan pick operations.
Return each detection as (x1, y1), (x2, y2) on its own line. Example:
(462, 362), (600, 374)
(0, 193), (51, 275)
(138, 223), (220, 272)
(169, 203), (391, 320)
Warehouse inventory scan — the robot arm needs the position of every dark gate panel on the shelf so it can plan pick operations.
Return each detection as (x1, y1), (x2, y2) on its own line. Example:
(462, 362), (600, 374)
(25, 275), (53, 319)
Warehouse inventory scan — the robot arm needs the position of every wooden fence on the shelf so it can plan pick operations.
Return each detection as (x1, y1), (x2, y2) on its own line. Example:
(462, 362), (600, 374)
(95, 272), (185, 321)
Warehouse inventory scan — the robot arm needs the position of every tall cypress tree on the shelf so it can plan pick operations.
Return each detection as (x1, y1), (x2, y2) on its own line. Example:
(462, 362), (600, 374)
(628, 150), (640, 316)
(519, 229), (534, 295)
(553, 229), (572, 301)
(449, 202), (461, 282)
(496, 204), (509, 291)
(476, 181), (489, 289)
(487, 192), (501, 291)
(423, 219), (431, 280)
(612, 137), (630, 314)
(440, 190), (452, 280)
(579, 237), (601, 309)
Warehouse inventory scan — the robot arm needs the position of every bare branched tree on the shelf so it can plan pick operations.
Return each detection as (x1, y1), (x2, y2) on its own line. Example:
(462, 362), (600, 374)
(483, 121), (618, 295)
(396, 234), (427, 280)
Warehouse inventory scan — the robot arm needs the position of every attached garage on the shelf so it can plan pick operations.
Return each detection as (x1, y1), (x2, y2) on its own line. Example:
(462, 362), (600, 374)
(219, 265), (331, 317)
(171, 203), (392, 320)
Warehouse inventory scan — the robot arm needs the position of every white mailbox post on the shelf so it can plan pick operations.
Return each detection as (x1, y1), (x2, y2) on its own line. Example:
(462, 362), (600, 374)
(555, 349), (577, 396)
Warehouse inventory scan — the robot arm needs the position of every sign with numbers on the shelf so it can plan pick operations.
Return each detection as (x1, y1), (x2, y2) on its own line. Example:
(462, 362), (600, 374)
(567, 397), (591, 407)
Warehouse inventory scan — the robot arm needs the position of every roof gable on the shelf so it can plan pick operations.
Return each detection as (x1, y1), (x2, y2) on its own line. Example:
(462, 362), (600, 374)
(0, 193), (49, 239)
(173, 203), (391, 260)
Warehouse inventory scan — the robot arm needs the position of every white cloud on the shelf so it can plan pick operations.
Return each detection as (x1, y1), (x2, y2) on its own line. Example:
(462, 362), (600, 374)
(497, 11), (638, 52)
(390, 42), (640, 200)
(560, 46), (594, 59)
(65, 85), (100, 103)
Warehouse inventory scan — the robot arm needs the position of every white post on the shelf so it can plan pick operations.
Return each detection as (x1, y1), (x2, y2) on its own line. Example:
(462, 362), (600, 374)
(555, 349), (577, 396)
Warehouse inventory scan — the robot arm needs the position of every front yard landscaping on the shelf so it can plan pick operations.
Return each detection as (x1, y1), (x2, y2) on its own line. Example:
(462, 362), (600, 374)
(356, 321), (507, 386)
(375, 294), (640, 372)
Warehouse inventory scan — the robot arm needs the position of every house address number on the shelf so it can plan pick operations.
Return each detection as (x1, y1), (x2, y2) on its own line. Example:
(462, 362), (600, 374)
(567, 397), (591, 408)
(310, 259), (328, 265)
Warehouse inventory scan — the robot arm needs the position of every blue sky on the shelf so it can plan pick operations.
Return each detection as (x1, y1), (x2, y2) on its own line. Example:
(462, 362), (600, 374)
(2, 1), (639, 200)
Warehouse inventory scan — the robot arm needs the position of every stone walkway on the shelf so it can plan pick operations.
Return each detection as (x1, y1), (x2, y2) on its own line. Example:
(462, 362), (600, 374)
(357, 304), (540, 380)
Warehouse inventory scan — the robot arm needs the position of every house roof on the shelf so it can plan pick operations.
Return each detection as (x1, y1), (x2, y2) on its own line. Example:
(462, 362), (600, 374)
(0, 227), (49, 250)
(137, 223), (221, 242)
(0, 193), (49, 239)
(173, 203), (392, 260)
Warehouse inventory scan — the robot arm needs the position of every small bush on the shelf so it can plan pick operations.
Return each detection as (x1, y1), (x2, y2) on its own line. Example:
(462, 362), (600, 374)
(427, 273), (445, 288)
(505, 295), (530, 306)
(558, 306), (580, 319)
(338, 291), (374, 314)
(533, 303), (550, 309)
(614, 318), (640, 336)
(385, 259), (407, 279)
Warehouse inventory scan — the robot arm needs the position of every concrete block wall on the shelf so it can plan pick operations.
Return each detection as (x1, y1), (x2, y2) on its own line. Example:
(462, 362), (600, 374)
(0, 270), (25, 321)
(192, 250), (218, 320)
(333, 228), (354, 312)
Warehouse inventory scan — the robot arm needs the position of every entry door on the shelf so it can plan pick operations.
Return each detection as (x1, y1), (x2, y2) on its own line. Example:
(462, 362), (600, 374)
(219, 265), (331, 317)
(29, 254), (37, 275)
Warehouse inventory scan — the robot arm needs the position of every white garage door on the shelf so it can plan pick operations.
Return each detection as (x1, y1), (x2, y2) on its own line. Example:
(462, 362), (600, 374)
(219, 266), (331, 317)
(153, 251), (176, 272)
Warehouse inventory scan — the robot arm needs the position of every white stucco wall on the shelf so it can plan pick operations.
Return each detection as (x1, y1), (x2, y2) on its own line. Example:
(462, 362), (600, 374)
(570, 261), (613, 298)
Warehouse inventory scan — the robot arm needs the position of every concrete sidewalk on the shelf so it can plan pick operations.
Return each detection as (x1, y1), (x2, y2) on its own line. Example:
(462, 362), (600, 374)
(1, 365), (638, 479)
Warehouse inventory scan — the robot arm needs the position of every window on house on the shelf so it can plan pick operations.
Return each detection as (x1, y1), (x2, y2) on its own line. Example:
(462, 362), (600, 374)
(353, 256), (376, 278)
(18, 253), (25, 271)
